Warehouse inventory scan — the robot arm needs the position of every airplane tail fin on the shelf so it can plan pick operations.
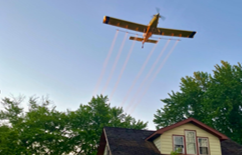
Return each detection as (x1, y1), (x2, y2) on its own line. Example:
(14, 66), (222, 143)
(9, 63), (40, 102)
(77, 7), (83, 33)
(129, 36), (158, 44)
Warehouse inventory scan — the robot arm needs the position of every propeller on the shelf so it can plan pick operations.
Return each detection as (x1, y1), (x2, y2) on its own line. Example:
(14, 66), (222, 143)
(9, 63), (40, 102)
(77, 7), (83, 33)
(159, 15), (166, 20)
(152, 7), (165, 20)
(156, 7), (160, 14)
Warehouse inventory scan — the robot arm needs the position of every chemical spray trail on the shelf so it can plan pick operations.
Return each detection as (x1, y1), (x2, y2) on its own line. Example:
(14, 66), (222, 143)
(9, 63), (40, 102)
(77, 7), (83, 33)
(126, 39), (170, 112)
(110, 34), (138, 100)
(122, 39), (160, 109)
(102, 32), (128, 93)
(129, 40), (179, 113)
(93, 30), (119, 96)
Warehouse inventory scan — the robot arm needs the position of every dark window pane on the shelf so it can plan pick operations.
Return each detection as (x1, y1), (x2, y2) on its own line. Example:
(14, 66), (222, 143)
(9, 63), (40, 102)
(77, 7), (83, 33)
(199, 147), (208, 154)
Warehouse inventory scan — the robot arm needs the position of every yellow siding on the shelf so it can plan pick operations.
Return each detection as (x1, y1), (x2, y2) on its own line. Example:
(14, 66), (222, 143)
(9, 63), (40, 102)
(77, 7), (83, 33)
(153, 136), (162, 152)
(104, 144), (107, 155)
(155, 123), (222, 155)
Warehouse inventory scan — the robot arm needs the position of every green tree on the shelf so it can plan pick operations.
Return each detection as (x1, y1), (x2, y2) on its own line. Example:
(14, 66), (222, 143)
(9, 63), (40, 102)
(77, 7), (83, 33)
(154, 60), (242, 144)
(0, 96), (71, 154)
(170, 148), (182, 155)
(0, 94), (147, 154)
(67, 95), (147, 154)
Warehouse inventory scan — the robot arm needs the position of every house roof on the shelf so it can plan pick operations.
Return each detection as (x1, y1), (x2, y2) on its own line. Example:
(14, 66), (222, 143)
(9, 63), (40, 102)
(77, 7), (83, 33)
(146, 117), (229, 141)
(97, 127), (161, 155)
(97, 126), (242, 155)
(221, 139), (242, 155)
(97, 130), (106, 155)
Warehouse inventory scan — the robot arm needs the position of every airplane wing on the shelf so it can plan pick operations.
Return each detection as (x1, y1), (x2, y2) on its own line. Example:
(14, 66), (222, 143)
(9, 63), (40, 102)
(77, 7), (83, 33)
(103, 16), (147, 33)
(153, 27), (196, 38)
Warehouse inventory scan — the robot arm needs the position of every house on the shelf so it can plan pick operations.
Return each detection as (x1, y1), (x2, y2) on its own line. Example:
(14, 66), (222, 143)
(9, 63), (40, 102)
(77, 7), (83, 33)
(97, 117), (242, 155)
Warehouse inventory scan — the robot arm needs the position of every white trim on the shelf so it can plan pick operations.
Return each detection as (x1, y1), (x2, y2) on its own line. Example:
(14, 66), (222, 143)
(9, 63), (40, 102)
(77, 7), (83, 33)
(103, 128), (112, 155)
(197, 137), (209, 155)
(173, 136), (185, 153)
(185, 131), (197, 155)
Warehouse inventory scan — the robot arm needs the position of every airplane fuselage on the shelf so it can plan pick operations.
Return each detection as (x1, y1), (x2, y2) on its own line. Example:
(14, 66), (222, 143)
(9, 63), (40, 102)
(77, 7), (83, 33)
(142, 14), (160, 48)
(103, 11), (196, 49)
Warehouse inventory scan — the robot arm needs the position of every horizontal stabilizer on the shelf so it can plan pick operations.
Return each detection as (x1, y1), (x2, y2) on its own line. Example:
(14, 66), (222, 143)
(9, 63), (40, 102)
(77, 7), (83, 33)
(129, 36), (158, 44)
(129, 36), (143, 42)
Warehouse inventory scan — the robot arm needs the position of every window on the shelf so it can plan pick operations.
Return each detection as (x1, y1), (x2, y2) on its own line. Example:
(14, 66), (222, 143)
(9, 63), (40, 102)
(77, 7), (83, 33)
(173, 136), (184, 153)
(198, 138), (209, 155)
(185, 131), (197, 154)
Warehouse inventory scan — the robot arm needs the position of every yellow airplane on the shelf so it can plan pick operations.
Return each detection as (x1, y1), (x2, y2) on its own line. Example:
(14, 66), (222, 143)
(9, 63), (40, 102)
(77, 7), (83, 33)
(103, 11), (196, 48)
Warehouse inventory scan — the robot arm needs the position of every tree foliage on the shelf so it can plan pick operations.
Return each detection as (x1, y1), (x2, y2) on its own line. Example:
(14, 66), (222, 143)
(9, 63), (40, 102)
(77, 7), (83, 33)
(170, 148), (182, 155)
(0, 95), (147, 154)
(154, 60), (242, 144)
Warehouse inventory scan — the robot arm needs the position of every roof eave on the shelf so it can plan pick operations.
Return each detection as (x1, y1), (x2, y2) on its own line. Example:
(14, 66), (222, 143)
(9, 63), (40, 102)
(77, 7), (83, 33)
(146, 118), (229, 141)
(97, 128), (107, 155)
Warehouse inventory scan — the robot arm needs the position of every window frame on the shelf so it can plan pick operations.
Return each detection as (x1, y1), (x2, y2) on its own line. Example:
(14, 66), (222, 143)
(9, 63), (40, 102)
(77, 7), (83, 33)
(172, 135), (185, 154)
(184, 130), (198, 155)
(197, 137), (210, 155)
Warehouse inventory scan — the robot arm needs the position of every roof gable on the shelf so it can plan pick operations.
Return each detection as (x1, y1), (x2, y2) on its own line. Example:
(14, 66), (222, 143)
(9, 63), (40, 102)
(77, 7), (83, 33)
(97, 127), (161, 155)
(97, 130), (106, 155)
(146, 117), (229, 141)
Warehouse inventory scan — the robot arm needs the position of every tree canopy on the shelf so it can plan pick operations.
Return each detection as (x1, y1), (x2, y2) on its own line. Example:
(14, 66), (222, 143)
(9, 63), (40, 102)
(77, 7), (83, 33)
(153, 60), (242, 144)
(0, 95), (147, 154)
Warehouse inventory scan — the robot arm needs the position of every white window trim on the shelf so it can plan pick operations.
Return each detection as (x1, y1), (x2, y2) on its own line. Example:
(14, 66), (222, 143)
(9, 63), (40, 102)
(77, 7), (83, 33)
(173, 135), (185, 154)
(185, 130), (197, 155)
(197, 137), (209, 155)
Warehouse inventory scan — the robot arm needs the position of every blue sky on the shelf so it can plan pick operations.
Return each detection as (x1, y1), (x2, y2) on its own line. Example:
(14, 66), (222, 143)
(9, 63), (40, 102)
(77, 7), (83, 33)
(1, 0), (242, 130)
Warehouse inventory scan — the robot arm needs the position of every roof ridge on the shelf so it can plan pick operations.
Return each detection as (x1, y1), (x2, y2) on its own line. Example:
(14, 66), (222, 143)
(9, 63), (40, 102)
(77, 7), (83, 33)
(146, 117), (229, 141)
(103, 126), (156, 132)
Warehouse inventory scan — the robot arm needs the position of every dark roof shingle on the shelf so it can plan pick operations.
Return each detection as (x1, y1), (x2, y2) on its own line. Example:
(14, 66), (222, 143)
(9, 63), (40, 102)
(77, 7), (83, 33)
(104, 127), (161, 155)
(221, 139), (242, 155)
